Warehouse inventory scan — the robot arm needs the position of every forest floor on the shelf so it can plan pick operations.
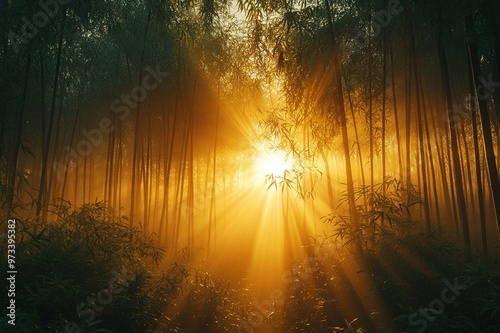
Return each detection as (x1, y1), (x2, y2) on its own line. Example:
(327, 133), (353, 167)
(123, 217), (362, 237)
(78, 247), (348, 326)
(1, 203), (499, 332)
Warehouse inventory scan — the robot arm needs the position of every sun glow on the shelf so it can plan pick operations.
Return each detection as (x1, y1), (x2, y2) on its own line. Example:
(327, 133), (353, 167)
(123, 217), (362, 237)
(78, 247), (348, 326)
(255, 148), (293, 177)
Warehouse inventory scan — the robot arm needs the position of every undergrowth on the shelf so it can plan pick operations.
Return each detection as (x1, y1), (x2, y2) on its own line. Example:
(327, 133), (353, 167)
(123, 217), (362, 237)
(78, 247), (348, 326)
(1, 181), (499, 333)
(322, 178), (500, 332)
(0, 202), (253, 332)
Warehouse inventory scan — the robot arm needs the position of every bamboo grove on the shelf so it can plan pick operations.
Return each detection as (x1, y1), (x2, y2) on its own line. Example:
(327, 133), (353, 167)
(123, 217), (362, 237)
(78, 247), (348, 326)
(1, 0), (500, 259)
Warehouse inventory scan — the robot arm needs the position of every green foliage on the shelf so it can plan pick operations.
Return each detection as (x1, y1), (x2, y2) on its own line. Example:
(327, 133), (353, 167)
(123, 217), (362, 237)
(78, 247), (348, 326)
(395, 261), (500, 332)
(0, 203), (266, 332)
(163, 272), (257, 332)
(0, 203), (184, 332)
(321, 178), (500, 332)
(258, 108), (321, 199)
(322, 178), (421, 254)
(266, 258), (370, 333)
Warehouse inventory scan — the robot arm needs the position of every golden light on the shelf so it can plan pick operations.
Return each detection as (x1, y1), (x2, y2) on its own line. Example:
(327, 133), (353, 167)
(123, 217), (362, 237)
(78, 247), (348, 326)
(255, 148), (293, 177)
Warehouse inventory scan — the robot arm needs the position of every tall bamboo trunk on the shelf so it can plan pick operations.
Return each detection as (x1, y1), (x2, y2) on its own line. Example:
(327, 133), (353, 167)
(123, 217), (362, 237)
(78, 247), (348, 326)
(469, 60), (488, 254)
(465, 0), (500, 239)
(420, 78), (441, 224)
(129, 9), (152, 226)
(173, 119), (189, 255)
(324, 0), (357, 224)
(444, 116), (460, 235)
(410, 22), (430, 230)
(320, 150), (335, 209)
(368, 36), (374, 192)
(207, 82), (220, 255)
(46, 96), (64, 208)
(429, 98), (452, 225)
(61, 106), (80, 198)
(484, 0), (500, 167)
(344, 76), (366, 204)
(37, 8), (66, 218)
(7, 48), (32, 211)
(460, 123), (476, 219)
(390, 42), (404, 182)
(381, 28), (387, 195)
(405, 36), (412, 190)
(436, 9), (471, 254)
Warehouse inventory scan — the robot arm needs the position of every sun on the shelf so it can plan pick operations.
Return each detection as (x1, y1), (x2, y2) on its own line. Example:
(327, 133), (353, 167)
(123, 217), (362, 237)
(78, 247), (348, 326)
(255, 148), (293, 177)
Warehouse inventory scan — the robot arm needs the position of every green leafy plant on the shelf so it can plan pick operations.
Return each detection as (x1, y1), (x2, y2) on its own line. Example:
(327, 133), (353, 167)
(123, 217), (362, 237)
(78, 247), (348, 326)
(0, 203), (183, 332)
(322, 178), (421, 254)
